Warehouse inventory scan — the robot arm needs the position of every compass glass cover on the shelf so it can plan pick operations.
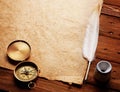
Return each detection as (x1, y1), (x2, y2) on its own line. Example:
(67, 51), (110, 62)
(15, 65), (38, 82)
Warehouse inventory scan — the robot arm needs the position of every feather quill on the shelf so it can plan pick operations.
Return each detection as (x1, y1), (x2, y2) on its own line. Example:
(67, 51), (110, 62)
(83, 9), (100, 81)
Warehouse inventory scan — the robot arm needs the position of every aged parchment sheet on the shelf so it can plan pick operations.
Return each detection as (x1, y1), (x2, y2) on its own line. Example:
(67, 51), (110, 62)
(0, 0), (103, 84)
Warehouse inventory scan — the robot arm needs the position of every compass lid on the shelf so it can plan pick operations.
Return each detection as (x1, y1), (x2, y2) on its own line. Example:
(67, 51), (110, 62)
(7, 40), (31, 61)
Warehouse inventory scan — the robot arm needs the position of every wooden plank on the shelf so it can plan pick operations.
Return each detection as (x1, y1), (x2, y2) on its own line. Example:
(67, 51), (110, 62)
(104, 0), (120, 7)
(0, 67), (118, 92)
(88, 58), (120, 91)
(100, 14), (120, 39)
(102, 4), (120, 17)
(96, 35), (120, 63)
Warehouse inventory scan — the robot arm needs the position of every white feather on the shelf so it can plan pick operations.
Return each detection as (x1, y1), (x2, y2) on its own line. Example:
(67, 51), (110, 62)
(83, 10), (99, 62)
(83, 10), (99, 80)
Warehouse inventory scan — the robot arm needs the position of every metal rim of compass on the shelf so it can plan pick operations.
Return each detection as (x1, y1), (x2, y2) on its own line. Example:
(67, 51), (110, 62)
(14, 61), (39, 82)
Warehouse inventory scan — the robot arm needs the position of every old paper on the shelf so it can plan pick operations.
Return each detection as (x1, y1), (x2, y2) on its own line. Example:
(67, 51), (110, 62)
(0, 0), (103, 84)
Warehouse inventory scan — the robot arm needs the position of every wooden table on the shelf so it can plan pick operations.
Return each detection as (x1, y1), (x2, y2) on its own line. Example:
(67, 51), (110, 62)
(0, 1), (120, 92)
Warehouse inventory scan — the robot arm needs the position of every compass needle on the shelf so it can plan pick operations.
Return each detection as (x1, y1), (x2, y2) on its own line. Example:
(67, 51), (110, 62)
(27, 75), (29, 79)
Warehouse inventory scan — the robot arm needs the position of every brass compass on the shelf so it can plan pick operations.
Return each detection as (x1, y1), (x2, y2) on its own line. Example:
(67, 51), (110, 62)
(14, 61), (39, 88)
(7, 40), (39, 88)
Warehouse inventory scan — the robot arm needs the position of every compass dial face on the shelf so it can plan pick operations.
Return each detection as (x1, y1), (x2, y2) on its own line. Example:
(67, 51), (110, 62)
(15, 65), (38, 82)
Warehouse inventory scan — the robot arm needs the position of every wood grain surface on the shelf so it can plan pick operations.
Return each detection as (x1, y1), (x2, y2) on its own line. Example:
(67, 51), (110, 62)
(102, 4), (120, 17)
(0, 1), (120, 92)
(104, 0), (120, 7)
(0, 66), (119, 92)
(100, 14), (120, 39)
